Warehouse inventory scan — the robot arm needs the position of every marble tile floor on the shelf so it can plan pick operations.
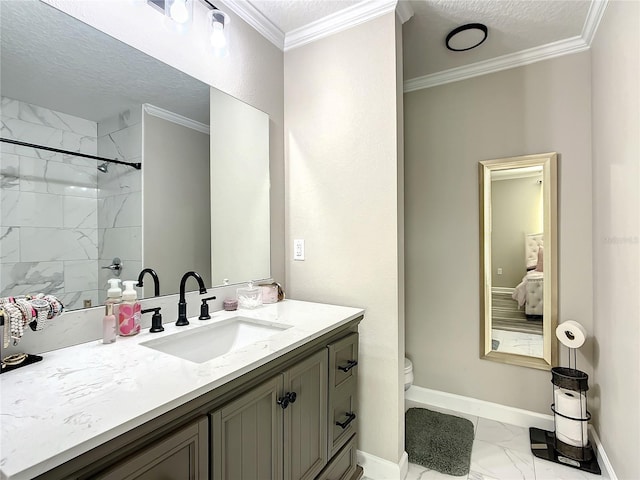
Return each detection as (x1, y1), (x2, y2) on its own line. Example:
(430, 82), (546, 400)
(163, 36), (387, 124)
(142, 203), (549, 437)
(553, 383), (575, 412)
(364, 400), (606, 480)
(491, 329), (544, 358)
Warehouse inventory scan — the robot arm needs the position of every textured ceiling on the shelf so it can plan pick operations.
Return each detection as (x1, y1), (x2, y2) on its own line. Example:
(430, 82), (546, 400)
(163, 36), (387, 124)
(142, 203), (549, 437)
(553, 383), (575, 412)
(1, 0), (210, 125)
(402, 0), (592, 79)
(248, 0), (363, 33)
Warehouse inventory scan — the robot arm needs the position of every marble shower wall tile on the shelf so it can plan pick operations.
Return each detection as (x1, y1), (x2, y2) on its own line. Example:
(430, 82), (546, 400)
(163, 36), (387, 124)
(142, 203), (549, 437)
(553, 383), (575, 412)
(0, 226), (20, 262)
(1, 117), (97, 156)
(97, 191), (142, 228)
(0, 152), (20, 190)
(64, 196), (98, 229)
(20, 227), (98, 262)
(0, 261), (64, 297)
(97, 122), (142, 162)
(64, 260), (99, 292)
(60, 289), (100, 311)
(98, 227), (142, 262)
(95, 110), (143, 305)
(1, 190), (63, 227)
(97, 107), (142, 137)
(19, 155), (98, 196)
(97, 160), (142, 197)
(2, 97), (95, 137)
(1, 97), (101, 304)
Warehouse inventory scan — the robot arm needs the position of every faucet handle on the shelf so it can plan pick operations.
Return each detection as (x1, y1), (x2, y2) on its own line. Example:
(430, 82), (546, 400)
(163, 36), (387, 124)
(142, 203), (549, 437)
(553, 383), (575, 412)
(198, 296), (217, 320)
(142, 307), (163, 333)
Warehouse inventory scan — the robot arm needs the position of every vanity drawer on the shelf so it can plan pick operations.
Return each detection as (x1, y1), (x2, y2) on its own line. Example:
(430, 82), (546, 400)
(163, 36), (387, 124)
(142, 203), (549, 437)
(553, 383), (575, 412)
(316, 434), (358, 480)
(328, 376), (358, 457)
(328, 333), (358, 389)
(327, 333), (358, 457)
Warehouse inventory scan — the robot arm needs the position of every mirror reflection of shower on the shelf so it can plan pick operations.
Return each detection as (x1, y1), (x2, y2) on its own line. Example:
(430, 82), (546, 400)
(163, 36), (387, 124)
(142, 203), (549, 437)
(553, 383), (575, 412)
(97, 162), (109, 173)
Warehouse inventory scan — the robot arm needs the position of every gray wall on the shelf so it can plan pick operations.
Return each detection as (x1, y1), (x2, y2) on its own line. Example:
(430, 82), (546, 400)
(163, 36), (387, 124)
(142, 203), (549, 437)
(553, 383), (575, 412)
(285, 13), (405, 465)
(404, 52), (592, 414)
(591, 1), (640, 477)
(143, 112), (211, 294)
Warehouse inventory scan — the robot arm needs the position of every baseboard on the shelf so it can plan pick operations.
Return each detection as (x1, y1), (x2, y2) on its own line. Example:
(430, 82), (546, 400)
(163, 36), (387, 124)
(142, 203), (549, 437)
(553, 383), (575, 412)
(356, 450), (408, 480)
(405, 385), (554, 430)
(405, 385), (618, 479)
(588, 425), (618, 480)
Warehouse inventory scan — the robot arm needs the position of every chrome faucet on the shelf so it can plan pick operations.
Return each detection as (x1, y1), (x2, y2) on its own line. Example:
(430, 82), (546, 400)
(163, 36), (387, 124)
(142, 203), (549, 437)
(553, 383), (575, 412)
(136, 268), (160, 297)
(176, 271), (208, 326)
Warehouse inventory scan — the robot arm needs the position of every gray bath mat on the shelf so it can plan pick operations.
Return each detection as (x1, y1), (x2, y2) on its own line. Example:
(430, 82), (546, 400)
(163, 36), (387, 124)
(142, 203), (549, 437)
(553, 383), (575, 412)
(405, 407), (474, 476)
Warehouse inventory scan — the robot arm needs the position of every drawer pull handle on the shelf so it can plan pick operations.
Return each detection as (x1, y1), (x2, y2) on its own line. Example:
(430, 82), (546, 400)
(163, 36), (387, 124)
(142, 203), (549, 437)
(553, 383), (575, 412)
(338, 360), (358, 372)
(277, 392), (297, 409)
(336, 412), (356, 429)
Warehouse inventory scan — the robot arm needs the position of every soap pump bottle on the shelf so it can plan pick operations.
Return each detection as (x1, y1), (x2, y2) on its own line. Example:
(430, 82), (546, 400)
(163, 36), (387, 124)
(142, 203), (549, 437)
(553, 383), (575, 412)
(105, 278), (122, 323)
(102, 303), (117, 344)
(119, 280), (141, 336)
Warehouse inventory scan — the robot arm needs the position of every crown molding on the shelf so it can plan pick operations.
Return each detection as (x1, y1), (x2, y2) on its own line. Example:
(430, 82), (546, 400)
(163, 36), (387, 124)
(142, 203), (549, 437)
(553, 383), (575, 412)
(404, 0), (609, 93)
(216, 0), (285, 50)
(404, 35), (589, 92)
(582, 0), (609, 45)
(143, 104), (210, 135)
(396, 0), (414, 24)
(284, 0), (398, 52)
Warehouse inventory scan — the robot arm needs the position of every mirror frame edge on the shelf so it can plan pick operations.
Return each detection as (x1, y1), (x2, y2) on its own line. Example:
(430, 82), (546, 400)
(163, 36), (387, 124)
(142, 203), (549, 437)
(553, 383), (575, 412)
(479, 152), (558, 371)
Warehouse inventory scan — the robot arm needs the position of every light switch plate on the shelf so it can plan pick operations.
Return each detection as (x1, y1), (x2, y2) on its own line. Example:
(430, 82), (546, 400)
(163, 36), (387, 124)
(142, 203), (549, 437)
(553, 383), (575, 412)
(294, 239), (305, 261)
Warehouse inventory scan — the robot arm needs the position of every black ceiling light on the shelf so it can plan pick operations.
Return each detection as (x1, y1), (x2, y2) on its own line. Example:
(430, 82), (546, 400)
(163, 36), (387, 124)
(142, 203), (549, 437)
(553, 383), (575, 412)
(446, 23), (488, 52)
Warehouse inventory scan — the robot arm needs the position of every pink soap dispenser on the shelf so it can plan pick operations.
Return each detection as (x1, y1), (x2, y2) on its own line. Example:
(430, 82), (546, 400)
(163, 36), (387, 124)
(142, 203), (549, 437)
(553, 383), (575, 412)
(119, 281), (141, 336)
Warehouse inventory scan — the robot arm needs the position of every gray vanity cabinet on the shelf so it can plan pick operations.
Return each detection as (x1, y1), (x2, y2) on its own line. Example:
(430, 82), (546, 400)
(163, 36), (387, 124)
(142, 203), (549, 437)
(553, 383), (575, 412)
(93, 417), (209, 480)
(33, 319), (362, 480)
(211, 349), (328, 480)
(211, 375), (283, 480)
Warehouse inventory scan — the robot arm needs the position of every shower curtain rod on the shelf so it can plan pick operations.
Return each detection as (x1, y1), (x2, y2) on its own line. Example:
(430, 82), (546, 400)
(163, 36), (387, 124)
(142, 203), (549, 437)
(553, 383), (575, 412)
(0, 138), (142, 170)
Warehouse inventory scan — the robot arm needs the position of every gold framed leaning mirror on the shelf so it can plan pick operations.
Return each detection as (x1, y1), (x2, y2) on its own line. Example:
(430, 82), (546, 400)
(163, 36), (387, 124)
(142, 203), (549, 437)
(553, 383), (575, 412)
(479, 152), (558, 370)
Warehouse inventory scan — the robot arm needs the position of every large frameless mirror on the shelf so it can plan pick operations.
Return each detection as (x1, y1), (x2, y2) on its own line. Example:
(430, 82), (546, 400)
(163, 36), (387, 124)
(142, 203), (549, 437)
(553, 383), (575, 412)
(0, 0), (270, 311)
(479, 152), (558, 370)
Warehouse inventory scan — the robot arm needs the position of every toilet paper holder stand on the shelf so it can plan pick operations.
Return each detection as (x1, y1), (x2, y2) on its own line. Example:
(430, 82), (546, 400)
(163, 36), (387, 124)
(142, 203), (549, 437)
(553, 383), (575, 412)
(529, 349), (601, 475)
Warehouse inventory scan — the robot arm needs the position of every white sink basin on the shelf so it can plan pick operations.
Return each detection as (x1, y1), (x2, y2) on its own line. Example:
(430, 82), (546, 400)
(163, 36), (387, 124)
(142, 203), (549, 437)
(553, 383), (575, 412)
(140, 316), (292, 363)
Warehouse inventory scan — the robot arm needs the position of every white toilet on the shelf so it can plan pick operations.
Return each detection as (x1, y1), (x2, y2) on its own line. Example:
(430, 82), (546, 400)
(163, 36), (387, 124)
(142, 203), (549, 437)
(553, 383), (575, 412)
(404, 357), (414, 391)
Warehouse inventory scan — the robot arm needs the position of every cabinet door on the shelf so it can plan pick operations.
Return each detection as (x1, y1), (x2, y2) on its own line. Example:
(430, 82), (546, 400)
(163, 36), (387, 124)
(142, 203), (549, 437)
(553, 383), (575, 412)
(283, 349), (328, 480)
(211, 375), (283, 480)
(95, 417), (208, 480)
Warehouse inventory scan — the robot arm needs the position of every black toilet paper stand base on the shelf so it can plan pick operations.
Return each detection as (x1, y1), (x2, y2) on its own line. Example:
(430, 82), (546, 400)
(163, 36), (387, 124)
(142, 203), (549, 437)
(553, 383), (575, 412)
(529, 427), (601, 475)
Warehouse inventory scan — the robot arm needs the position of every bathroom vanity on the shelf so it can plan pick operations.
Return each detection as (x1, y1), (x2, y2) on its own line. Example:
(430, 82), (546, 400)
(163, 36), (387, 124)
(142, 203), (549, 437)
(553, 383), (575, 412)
(0, 300), (363, 480)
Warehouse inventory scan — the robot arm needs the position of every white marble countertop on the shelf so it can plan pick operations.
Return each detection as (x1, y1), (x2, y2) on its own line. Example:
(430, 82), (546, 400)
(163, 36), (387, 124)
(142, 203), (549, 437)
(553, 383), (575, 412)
(0, 299), (363, 480)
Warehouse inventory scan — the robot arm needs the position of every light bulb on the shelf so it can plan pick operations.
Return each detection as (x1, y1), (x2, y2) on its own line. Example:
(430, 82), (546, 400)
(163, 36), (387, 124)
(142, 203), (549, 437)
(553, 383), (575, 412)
(170, 0), (189, 24)
(210, 21), (226, 48)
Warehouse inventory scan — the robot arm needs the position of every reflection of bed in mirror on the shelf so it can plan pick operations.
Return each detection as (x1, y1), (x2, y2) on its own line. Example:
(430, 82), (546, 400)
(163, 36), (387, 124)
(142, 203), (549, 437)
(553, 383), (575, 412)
(512, 233), (544, 318)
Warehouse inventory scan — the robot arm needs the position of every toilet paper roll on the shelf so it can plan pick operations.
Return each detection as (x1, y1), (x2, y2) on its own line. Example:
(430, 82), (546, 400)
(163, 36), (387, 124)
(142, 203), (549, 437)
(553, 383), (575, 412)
(556, 418), (588, 447)
(556, 320), (587, 349)
(554, 388), (588, 447)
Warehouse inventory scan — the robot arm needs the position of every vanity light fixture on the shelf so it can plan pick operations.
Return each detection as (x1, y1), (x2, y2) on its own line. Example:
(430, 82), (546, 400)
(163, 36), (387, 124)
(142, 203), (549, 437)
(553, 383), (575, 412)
(445, 23), (488, 52)
(208, 7), (230, 57)
(164, 0), (193, 31)
(149, 0), (230, 55)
